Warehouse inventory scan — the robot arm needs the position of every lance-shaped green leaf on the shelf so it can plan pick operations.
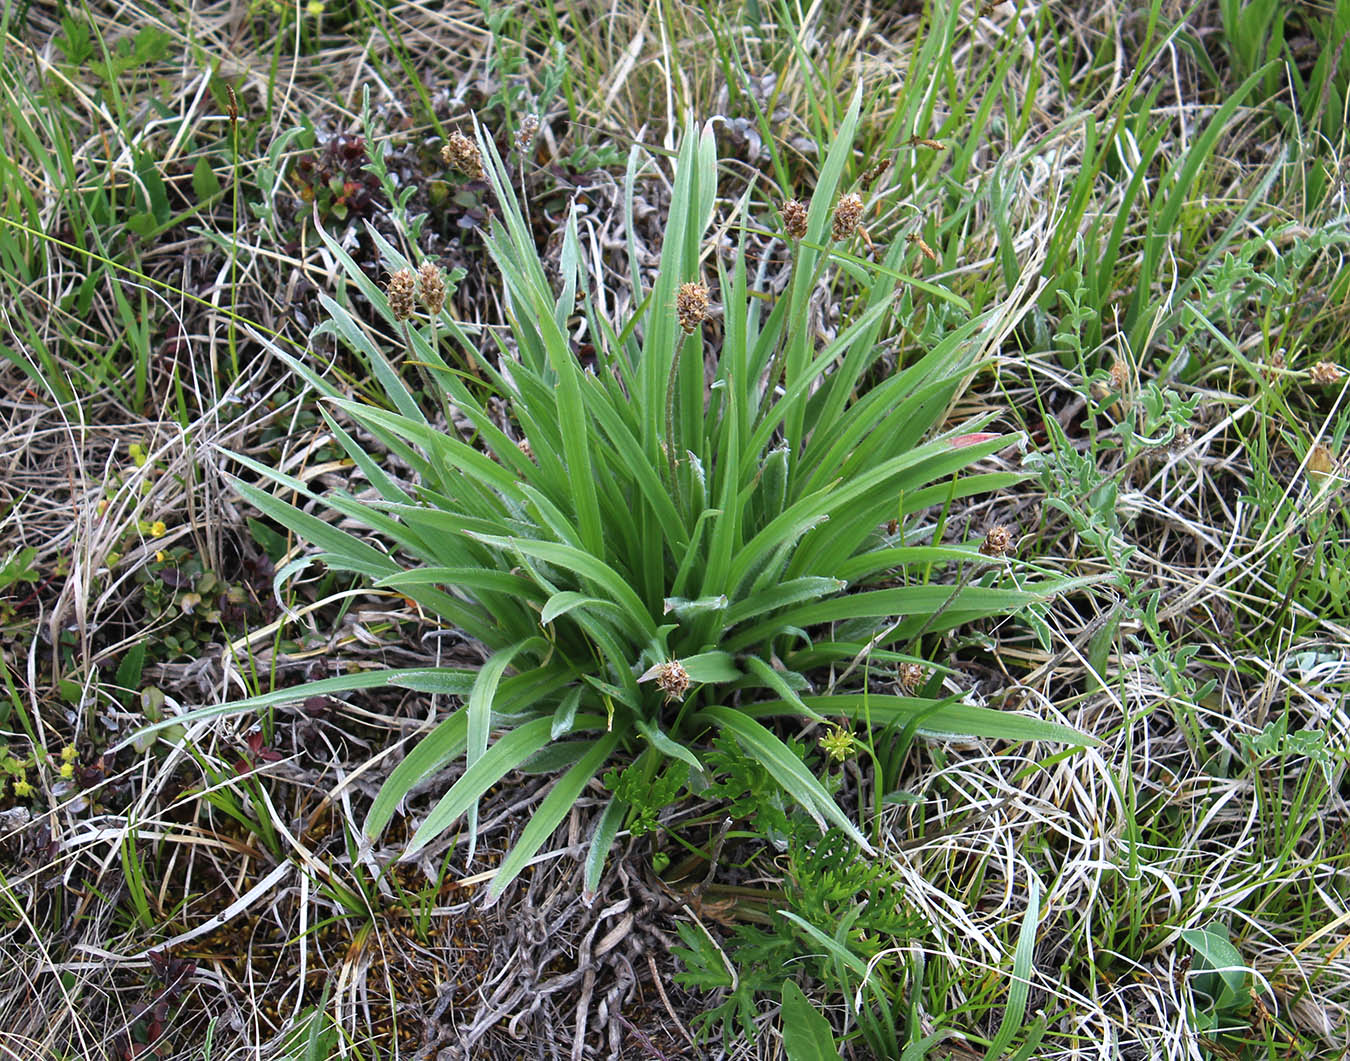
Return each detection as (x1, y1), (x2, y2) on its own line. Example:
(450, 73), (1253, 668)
(743, 694), (1098, 745)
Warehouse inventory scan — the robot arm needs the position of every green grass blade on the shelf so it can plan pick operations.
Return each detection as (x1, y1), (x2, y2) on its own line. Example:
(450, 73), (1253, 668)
(487, 727), (626, 902)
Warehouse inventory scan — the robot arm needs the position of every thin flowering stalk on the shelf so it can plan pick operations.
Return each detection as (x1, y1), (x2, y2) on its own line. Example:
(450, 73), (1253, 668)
(766, 190), (862, 403)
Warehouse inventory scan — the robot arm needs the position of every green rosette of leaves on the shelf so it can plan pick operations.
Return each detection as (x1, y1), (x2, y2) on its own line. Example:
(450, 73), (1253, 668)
(131, 87), (1095, 902)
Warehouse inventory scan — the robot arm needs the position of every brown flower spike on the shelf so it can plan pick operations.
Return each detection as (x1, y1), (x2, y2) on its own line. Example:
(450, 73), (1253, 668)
(980, 525), (1013, 557)
(640, 659), (691, 702)
(417, 261), (445, 316)
(387, 268), (417, 322)
(441, 131), (483, 180)
(831, 193), (863, 242)
(515, 114), (540, 154)
(898, 662), (924, 693)
(782, 198), (808, 240)
(676, 281), (710, 334)
(1310, 361), (1344, 386)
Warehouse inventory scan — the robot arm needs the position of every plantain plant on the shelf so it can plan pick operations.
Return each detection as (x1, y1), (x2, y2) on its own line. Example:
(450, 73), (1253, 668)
(135, 88), (1093, 901)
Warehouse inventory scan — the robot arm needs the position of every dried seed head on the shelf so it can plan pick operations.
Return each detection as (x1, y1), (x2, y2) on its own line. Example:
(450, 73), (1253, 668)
(781, 198), (808, 240)
(906, 232), (938, 263)
(676, 281), (710, 334)
(387, 268), (417, 321)
(441, 130), (483, 179)
(898, 662), (924, 693)
(1310, 360), (1344, 386)
(979, 525), (1013, 557)
(515, 114), (540, 154)
(861, 157), (891, 188)
(653, 660), (690, 702)
(1108, 358), (1129, 394)
(1308, 442), (1337, 484)
(417, 261), (446, 316)
(831, 192), (863, 242)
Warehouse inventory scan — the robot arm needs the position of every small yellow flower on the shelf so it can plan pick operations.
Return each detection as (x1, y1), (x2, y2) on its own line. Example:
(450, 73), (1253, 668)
(306, 0), (325, 13)
(155, 550), (168, 563)
(150, 521), (167, 538)
(60, 745), (78, 764)
(13, 778), (34, 798)
(59, 763), (75, 780)
(820, 725), (857, 763)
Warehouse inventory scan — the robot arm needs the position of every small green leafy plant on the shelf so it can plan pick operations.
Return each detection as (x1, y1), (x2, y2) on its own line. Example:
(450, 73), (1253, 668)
(134, 90), (1093, 902)
(1179, 922), (1261, 1057)
(672, 813), (922, 1053)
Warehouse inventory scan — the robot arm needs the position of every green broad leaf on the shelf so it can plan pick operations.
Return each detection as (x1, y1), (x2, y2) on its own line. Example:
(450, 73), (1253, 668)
(464, 641), (539, 860)
(745, 695), (1098, 746)
(680, 651), (741, 684)
(742, 656), (822, 721)
(697, 706), (873, 852)
(541, 591), (619, 625)
(364, 707), (468, 841)
(725, 577), (847, 627)
(634, 717), (704, 772)
(551, 686), (584, 739)
(984, 875), (1040, 1060)
(124, 211), (158, 237)
(1086, 603), (1123, 694)
(584, 796), (628, 895)
(467, 534), (657, 640)
(192, 155), (223, 202)
(1180, 924), (1250, 1008)
(487, 727), (627, 901)
(132, 149), (171, 223)
(377, 567), (540, 599)
(117, 667), (477, 752)
(114, 643), (146, 706)
(404, 714), (607, 859)
(725, 582), (1055, 653)
(662, 594), (729, 618)
(780, 980), (841, 1061)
